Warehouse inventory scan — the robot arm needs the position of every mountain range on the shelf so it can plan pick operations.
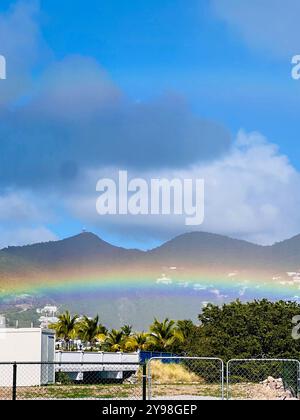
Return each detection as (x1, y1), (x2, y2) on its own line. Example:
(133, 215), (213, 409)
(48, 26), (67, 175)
(1, 231), (300, 328)
(1, 230), (300, 273)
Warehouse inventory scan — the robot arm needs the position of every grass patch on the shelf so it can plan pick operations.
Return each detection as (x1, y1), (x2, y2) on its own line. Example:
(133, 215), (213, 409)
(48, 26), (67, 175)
(12, 384), (141, 400)
(150, 361), (202, 385)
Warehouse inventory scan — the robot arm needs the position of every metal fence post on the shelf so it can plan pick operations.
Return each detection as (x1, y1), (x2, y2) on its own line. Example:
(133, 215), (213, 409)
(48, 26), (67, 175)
(12, 362), (17, 401)
(148, 360), (152, 400)
(226, 361), (230, 400)
(220, 360), (224, 400)
(142, 363), (147, 401)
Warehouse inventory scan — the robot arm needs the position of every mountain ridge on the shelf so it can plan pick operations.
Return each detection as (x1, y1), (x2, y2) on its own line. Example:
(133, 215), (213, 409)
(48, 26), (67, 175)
(2, 229), (297, 254)
(1, 230), (300, 273)
(1, 230), (300, 329)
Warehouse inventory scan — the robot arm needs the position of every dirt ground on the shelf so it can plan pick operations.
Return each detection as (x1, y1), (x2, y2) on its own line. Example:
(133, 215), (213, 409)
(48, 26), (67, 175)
(0, 382), (298, 400)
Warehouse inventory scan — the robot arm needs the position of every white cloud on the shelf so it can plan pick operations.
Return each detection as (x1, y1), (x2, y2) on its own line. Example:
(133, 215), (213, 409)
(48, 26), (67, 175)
(211, 0), (300, 58)
(0, 190), (57, 248)
(193, 284), (208, 291)
(227, 272), (238, 278)
(0, 0), (46, 105)
(0, 226), (57, 249)
(196, 130), (300, 244)
(156, 274), (172, 285)
(177, 281), (190, 288)
(210, 288), (228, 300)
(65, 130), (300, 246)
(0, 191), (47, 222)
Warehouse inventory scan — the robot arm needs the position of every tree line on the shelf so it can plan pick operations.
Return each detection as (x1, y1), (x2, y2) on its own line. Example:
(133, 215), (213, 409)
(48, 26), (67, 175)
(50, 313), (193, 353)
(50, 299), (300, 360)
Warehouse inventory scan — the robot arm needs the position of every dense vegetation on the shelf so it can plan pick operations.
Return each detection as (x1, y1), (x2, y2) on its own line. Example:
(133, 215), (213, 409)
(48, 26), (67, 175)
(50, 312), (193, 352)
(186, 299), (300, 361)
(50, 299), (300, 360)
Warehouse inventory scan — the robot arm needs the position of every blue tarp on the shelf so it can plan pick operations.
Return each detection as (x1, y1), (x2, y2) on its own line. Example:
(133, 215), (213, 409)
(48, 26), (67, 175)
(139, 351), (181, 363)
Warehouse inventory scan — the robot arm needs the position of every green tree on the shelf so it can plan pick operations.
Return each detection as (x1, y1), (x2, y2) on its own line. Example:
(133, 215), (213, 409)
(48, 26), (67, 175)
(148, 318), (178, 351)
(104, 329), (126, 352)
(175, 320), (195, 341)
(121, 325), (133, 337)
(172, 319), (195, 352)
(77, 315), (106, 350)
(126, 332), (150, 351)
(185, 299), (300, 361)
(50, 311), (78, 350)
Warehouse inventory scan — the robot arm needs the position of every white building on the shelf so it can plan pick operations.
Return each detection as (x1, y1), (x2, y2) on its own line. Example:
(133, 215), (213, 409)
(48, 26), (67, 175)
(0, 328), (55, 386)
(0, 315), (6, 328)
(37, 305), (59, 328)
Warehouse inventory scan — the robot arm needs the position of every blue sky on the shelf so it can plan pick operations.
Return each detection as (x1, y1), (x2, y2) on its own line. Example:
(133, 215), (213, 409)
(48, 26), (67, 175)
(0, 0), (300, 249)
(37, 0), (300, 162)
(37, 0), (300, 160)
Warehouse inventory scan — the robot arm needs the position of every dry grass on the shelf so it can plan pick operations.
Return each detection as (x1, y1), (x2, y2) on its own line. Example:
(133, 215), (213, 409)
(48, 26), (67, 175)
(150, 360), (202, 385)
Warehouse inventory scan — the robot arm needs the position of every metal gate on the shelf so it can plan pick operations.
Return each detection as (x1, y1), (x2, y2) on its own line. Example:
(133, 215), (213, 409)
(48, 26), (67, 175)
(147, 357), (224, 400)
(227, 359), (300, 400)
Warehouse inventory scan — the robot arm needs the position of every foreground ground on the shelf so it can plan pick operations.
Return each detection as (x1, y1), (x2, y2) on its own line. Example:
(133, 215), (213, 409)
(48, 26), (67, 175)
(0, 382), (296, 400)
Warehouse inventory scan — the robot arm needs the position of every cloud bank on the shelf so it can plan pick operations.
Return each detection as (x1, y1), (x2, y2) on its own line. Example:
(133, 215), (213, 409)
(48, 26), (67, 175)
(211, 0), (300, 58)
(66, 131), (300, 247)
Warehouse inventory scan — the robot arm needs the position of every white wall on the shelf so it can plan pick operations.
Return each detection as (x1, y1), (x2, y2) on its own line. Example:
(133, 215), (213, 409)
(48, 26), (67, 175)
(0, 329), (42, 362)
(0, 329), (55, 387)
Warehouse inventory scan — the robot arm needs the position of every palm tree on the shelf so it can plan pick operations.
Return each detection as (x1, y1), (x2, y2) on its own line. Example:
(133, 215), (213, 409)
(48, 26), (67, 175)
(104, 329), (125, 352)
(77, 315), (106, 350)
(50, 311), (78, 350)
(125, 332), (150, 351)
(148, 318), (178, 351)
(121, 325), (133, 337)
(174, 320), (195, 342)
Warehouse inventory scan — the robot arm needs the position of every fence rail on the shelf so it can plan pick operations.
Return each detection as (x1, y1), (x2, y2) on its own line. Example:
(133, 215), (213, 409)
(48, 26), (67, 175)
(0, 362), (145, 400)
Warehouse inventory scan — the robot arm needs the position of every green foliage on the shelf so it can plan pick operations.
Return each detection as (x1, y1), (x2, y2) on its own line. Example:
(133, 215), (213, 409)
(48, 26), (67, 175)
(55, 371), (73, 385)
(125, 332), (150, 351)
(77, 315), (107, 349)
(50, 300), (300, 362)
(50, 311), (79, 349)
(184, 299), (300, 361)
(121, 325), (133, 337)
(103, 329), (126, 352)
(148, 318), (177, 351)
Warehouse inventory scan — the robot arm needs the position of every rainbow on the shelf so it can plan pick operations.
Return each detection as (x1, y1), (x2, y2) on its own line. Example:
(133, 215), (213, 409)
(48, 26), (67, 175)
(1, 264), (299, 304)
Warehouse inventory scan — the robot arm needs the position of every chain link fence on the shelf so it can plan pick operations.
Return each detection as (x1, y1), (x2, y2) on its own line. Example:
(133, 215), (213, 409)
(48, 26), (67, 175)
(2, 358), (300, 400)
(0, 362), (146, 400)
(227, 359), (300, 400)
(147, 357), (224, 400)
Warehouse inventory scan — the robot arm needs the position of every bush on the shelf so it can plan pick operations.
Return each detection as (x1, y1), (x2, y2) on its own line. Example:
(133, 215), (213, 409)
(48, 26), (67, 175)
(55, 371), (73, 385)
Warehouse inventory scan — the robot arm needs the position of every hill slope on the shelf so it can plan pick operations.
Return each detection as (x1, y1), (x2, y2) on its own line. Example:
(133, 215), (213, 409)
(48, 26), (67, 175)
(1, 231), (300, 328)
(1, 230), (300, 272)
